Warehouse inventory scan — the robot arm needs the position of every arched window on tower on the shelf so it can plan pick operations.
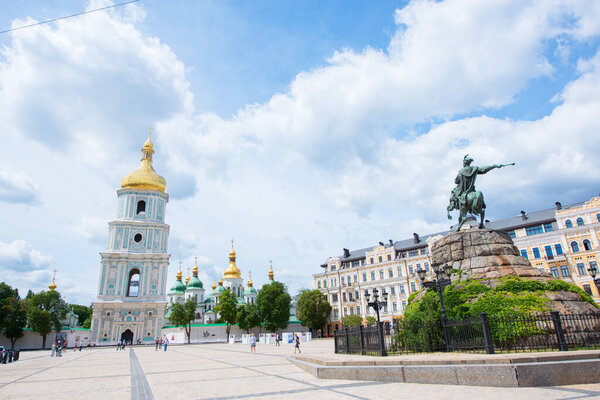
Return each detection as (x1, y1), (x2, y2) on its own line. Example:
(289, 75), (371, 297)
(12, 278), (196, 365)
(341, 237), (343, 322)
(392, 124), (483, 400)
(136, 200), (146, 215)
(583, 239), (592, 251)
(571, 241), (580, 253)
(127, 269), (140, 297)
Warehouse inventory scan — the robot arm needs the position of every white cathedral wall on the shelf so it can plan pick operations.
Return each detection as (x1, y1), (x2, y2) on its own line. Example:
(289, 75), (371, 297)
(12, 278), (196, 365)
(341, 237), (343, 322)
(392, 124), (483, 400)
(160, 323), (309, 344)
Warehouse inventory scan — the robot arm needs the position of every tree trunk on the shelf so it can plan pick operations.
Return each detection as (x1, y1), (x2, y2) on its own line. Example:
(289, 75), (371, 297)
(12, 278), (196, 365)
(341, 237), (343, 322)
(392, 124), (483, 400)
(42, 334), (47, 349)
(10, 338), (16, 350)
(187, 324), (191, 344)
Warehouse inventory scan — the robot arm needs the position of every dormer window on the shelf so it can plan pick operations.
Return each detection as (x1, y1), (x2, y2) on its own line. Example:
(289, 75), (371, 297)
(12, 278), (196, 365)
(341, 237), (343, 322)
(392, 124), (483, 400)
(136, 200), (146, 215)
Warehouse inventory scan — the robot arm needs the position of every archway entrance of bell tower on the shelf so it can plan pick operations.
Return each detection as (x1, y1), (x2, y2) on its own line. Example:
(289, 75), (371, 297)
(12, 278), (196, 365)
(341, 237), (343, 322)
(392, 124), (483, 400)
(121, 329), (134, 345)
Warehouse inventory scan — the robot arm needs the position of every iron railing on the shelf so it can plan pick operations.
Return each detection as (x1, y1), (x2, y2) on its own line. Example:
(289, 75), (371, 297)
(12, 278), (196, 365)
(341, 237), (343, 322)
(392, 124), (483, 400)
(334, 311), (600, 356)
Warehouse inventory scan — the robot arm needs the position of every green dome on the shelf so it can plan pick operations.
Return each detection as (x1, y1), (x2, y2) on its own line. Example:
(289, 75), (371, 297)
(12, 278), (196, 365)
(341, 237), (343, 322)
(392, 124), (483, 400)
(186, 276), (203, 290)
(169, 279), (186, 295)
(236, 297), (246, 305)
(243, 286), (257, 296)
(215, 285), (226, 293)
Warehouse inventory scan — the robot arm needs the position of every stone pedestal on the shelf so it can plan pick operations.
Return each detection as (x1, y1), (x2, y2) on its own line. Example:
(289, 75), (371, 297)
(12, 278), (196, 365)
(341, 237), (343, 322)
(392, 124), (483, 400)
(430, 229), (552, 281)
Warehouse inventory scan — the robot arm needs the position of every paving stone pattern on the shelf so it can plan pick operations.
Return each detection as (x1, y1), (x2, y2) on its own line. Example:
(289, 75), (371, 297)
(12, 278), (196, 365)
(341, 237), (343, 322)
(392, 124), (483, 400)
(1, 340), (600, 399)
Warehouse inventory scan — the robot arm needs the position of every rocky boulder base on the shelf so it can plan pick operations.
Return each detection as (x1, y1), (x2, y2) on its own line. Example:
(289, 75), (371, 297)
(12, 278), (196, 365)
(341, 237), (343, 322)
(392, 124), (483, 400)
(431, 229), (552, 281)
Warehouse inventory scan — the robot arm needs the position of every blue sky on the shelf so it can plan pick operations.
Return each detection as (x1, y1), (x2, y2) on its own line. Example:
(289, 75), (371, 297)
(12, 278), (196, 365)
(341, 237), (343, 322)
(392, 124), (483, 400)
(1, 0), (600, 304)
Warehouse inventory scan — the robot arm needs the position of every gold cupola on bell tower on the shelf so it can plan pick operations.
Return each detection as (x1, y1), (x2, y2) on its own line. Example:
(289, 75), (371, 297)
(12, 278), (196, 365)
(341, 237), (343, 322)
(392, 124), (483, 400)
(120, 129), (167, 192)
(223, 240), (242, 279)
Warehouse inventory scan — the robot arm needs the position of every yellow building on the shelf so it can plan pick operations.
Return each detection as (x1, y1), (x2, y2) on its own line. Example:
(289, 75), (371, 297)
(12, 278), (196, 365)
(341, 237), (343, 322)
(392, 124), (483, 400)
(314, 195), (600, 335)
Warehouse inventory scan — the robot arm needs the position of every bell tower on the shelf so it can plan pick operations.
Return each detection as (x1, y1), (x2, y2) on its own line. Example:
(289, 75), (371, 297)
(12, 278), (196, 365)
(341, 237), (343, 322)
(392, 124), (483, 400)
(91, 131), (170, 345)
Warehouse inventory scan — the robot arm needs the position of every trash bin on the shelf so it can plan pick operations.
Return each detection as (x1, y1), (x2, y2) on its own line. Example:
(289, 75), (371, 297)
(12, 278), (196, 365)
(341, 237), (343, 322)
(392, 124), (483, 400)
(13, 350), (19, 361)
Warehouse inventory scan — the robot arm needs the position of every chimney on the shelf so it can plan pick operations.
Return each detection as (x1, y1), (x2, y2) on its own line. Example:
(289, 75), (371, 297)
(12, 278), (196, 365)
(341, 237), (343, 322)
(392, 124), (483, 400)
(555, 201), (562, 210)
(343, 248), (350, 258)
(389, 239), (394, 246)
(520, 211), (527, 220)
(413, 233), (420, 244)
(379, 241), (384, 246)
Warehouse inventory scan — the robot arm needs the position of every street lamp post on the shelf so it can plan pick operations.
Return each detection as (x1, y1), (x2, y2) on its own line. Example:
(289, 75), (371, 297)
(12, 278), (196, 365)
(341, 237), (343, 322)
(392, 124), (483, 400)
(364, 288), (388, 323)
(587, 264), (600, 293)
(416, 263), (453, 351)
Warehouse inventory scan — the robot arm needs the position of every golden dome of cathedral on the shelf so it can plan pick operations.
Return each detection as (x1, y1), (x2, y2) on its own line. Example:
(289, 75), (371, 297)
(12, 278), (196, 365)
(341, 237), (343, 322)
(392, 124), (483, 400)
(223, 245), (242, 279)
(120, 131), (166, 192)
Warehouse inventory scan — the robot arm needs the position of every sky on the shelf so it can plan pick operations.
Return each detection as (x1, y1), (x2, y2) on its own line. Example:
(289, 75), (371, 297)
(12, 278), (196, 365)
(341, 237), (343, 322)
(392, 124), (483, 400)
(1, 0), (600, 305)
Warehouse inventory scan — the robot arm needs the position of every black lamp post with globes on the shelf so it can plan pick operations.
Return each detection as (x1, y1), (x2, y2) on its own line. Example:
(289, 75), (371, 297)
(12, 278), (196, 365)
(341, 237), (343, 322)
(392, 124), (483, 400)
(416, 263), (453, 351)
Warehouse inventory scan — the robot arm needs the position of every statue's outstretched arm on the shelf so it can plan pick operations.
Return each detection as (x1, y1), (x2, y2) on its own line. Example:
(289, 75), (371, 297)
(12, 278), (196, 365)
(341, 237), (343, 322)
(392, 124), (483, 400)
(477, 163), (514, 174)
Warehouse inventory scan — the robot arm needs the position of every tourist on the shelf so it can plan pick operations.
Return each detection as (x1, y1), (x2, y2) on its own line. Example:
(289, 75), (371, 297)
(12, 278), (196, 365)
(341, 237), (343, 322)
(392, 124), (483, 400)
(275, 334), (280, 346)
(164, 337), (169, 351)
(51, 342), (56, 357)
(116, 339), (121, 351)
(294, 334), (301, 354)
(57, 341), (63, 357)
(155, 338), (159, 351)
(250, 333), (256, 353)
(79, 342), (83, 352)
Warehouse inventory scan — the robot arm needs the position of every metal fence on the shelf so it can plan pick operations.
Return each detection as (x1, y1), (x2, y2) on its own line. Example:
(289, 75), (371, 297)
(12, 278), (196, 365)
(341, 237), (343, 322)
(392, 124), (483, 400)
(334, 311), (600, 356)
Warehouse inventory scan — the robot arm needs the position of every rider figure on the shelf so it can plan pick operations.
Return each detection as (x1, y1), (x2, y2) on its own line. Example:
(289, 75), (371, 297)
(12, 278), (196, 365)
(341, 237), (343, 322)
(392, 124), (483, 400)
(453, 155), (504, 211)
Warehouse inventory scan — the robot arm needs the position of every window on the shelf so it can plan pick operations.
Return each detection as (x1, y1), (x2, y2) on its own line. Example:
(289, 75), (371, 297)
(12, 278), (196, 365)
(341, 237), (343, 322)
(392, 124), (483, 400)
(591, 261), (598, 272)
(371, 271), (375, 280)
(353, 275), (358, 283)
(332, 293), (338, 302)
(507, 231), (516, 238)
(356, 306), (360, 315)
(425, 262), (430, 271)
(421, 248), (428, 255)
(397, 267), (403, 277)
(555, 244), (563, 255)
(355, 291), (359, 299)
(341, 276), (345, 285)
(399, 285), (405, 294)
(550, 267), (559, 278)
(583, 239), (592, 251)
(409, 265), (414, 274)
(387, 254), (392, 261)
(583, 284), (593, 296)
(543, 223), (553, 232)
(362, 273), (367, 282)
(408, 250), (419, 257)
(330, 265), (336, 271)
(391, 286), (396, 295)
(370, 257), (374, 264)
(410, 282), (416, 292)
(352, 260), (359, 268)
(402, 300), (407, 309)
(378, 256), (383, 263)
(532, 247), (540, 259)
(323, 280), (327, 288)
(561, 265), (569, 277)
(565, 220), (572, 228)
(577, 217), (584, 226)
(379, 270), (384, 279)
(317, 281), (321, 289)
(126, 269), (140, 297)
(343, 308), (347, 317)
(348, 292), (353, 301)
(136, 200), (146, 214)
(416, 263), (421, 270)
(383, 304), (388, 313)
(333, 309), (339, 318)
(526, 225), (544, 236)
(350, 307), (354, 315)
(544, 246), (553, 259)
(571, 241), (580, 253)
(388, 269), (393, 278)
(597, 214), (600, 223)
(520, 249), (529, 259)
(134, 233), (143, 243)
(577, 263), (586, 275)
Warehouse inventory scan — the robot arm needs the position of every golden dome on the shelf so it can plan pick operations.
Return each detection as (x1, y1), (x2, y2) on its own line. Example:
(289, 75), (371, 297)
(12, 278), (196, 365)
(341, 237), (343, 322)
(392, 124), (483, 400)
(247, 271), (253, 287)
(48, 282), (57, 291)
(185, 275), (190, 285)
(176, 269), (183, 281)
(268, 261), (274, 280)
(218, 276), (223, 286)
(223, 245), (242, 279)
(120, 131), (166, 192)
(212, 282), (217, 290)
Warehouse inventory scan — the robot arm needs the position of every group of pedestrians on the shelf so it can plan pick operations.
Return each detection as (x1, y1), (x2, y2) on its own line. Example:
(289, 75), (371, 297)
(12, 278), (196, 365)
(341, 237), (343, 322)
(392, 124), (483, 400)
(50, 340), (64, 357)
(154, 337), (169, 351)
(115, 339), (127, 351)
(248, 333), (302, 353)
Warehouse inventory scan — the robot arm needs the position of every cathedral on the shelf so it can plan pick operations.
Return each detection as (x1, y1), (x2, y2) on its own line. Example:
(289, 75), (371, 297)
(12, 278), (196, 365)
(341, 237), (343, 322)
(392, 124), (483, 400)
(90, 133), (170, 345)
(166, 248), (276, 324)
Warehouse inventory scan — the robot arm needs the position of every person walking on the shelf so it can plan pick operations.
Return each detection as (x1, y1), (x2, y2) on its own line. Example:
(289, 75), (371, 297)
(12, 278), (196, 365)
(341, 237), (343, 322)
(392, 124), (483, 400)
(294, 334), (301, 354)
(51, 342), (56, 357)
(163, 337), (169, 351)
(116, 339), (120, 351)
(275, 334), (280, 346)
(155, 338), (159, 351)
(57, 341), (63, 357)
(250, 333), (256, 354)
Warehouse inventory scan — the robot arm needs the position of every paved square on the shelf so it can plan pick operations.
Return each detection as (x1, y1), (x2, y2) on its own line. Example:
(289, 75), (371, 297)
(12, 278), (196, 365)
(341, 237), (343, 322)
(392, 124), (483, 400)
(2, 340), (600, 399)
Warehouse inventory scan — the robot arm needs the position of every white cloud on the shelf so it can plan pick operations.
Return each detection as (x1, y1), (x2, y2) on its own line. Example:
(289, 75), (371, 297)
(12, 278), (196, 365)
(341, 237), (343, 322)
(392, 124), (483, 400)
(1, 0), (600, 304)
(0, 239), (52, 271)
(0, 169), (38, 204)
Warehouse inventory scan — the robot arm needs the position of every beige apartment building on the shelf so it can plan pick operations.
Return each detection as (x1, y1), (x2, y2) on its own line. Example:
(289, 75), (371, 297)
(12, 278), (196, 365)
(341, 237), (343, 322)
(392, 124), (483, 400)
(314, 195), (600, 335)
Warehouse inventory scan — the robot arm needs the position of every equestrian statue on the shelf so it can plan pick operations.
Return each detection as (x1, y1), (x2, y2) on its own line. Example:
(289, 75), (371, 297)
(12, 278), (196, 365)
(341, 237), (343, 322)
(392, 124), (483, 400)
(447, 155), (514, 231)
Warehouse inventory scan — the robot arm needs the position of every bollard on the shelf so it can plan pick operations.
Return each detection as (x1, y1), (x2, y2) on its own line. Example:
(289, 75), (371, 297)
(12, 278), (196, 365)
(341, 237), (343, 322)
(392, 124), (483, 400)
(550, 311), (568, 351)
(479, 312), (495, 354)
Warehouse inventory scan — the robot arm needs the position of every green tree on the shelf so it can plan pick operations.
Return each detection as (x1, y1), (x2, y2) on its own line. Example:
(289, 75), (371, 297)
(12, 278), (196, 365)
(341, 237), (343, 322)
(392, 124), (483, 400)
(81, 316), (92, 329)
(365, 316), (376, 326)
(69, 304), (92, 325)
(237, 303), (261, 333)
(27, 290), (68, 348)
(0, 283), (28, 349)
(342, 315), (363, 327)
(296, 290), (331, 336)
(257, 281), (291, 332)
(28, 308), (52, 348)
(214, 289), (238, 337)
(168, 298), (197, 343)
